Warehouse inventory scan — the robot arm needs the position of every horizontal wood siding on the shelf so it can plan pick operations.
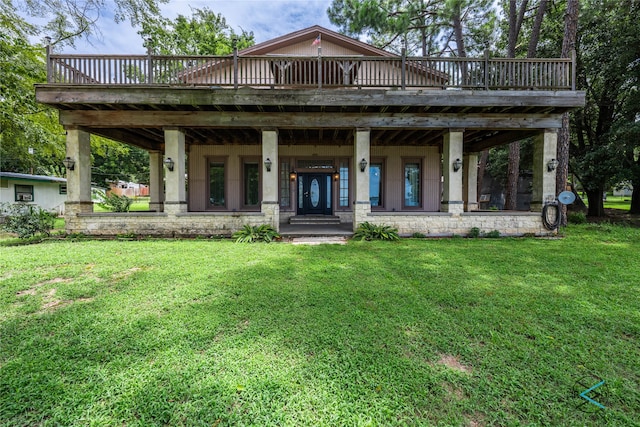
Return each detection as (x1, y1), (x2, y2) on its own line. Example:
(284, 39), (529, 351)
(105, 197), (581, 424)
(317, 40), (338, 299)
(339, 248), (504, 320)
(271, 40), (362, 56)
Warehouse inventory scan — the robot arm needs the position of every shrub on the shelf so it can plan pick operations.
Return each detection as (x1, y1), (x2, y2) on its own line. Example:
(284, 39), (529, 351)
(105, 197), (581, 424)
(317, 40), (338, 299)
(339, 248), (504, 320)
(233, 224), (281, 243)
(567, 211), (587, 224)
(485, 230), (501, 238)
(96, 190), (132, 212)
(353, 222), (400, 241)
(468, 227), (481, 238)
(412, 232), (426, 238)
(0, 203), (56, 239)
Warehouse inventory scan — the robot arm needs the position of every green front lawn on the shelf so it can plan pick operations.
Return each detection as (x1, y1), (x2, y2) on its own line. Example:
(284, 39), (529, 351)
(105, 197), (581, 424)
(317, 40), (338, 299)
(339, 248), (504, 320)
(1, 226), (638, 425)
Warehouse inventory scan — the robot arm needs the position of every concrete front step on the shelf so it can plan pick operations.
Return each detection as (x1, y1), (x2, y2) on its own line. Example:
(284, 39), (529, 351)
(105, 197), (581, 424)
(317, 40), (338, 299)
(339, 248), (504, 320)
(288, 215), (341, 225)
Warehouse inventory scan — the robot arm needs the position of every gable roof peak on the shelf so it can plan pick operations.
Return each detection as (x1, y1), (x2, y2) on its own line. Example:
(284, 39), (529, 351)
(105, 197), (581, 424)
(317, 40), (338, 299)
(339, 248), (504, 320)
(239, 25), (395, 57)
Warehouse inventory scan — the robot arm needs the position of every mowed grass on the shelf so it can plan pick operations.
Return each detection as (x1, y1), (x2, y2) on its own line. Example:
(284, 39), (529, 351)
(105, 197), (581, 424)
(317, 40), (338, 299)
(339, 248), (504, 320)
(0, 225), (638, 426)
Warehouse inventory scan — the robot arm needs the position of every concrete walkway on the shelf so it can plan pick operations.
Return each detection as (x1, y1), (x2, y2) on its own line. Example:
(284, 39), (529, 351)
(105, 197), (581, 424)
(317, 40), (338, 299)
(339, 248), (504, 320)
(289, 236), (348, 245)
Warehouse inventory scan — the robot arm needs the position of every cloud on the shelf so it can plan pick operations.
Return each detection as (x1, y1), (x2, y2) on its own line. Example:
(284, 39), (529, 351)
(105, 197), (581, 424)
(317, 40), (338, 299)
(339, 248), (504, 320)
(66, 0), (336, 54)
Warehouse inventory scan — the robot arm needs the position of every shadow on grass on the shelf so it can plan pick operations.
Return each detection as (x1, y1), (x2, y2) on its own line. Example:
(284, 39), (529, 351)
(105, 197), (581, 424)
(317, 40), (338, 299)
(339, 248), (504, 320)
(0, 236), (638, 425)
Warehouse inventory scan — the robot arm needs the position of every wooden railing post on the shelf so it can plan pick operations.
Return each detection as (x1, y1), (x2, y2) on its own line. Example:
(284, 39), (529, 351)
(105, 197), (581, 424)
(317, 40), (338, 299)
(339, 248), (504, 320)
(233, 37), (238, 89)
(401, 47), (406, 90)
(571, 49), (576, 91)
(45, 37), (52, 83)
(484, 48), (490, 90)
(317, 46), (322, 89)
(146, 38), (153, 84)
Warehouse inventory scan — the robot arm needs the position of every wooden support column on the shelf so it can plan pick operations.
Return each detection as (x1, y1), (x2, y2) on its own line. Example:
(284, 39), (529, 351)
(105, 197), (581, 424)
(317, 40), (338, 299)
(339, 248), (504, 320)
(64, 127), (93, 216)
(441, 130), (464, 214)
(531, 129), (558, 212)
(463, 152), (479, 212)
(353, 128), (371, 230)
(148, 150), (164, 212)
(261, 129), (279, 230)
(164, 128), (187, 214)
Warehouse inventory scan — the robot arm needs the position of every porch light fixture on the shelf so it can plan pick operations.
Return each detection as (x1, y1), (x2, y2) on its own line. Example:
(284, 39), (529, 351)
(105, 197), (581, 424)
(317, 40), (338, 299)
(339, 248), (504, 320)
(164, 157), (175, 172)
(62, 156), (75, 171)
(452, 158), (463, 172)
(333, 171), (340, 181)
(547, 158), (559, 172)
(359, 158), (368, 172)
(289, 171), (297, 181)
(264, 158), (272, 172)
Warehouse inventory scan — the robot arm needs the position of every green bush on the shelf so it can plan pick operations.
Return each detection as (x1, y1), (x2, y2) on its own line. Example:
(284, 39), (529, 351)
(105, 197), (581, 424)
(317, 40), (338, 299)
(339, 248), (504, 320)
(567, 211), (587, 224)
(468, 227), (481, 238)
(353, 222), (400, 241)
(485, 230), (501, 238)
(0, 203), (56, 239)
(96, 190), (132, 212)
(233, 224), (281, 243)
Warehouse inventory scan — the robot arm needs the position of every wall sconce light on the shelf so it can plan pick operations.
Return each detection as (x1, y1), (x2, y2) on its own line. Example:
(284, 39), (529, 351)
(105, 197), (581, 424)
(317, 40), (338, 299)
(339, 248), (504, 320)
(164, 157), (175, 171)
(359, 158), (368, 172)
(333, 171), (340, 181)
(289, 171), (297, 181)
(62, 156), (75, 171)
(264, 157), (272, 172)
(452, 158), (462, 172)
(547, 158), (559, 172)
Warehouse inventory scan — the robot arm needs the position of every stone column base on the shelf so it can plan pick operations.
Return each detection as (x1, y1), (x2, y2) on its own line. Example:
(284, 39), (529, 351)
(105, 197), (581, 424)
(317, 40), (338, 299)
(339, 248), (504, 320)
(261, 201), (280, 231)
(441, 201), (464, 214)
(149, 202), (164, 212)
(164, 202), (188, 215)
(65, 201), (93, 215)
(353, 201), (371, 231)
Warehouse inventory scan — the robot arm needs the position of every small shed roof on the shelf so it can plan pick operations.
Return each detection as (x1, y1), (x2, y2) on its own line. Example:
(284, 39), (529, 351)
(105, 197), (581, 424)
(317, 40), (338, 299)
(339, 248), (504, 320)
(0, 172), (66, 183)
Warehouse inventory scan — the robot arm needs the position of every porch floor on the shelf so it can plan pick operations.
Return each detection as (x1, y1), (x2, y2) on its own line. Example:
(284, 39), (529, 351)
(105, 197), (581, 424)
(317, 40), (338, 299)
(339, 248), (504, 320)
(279, 222), (354, 237)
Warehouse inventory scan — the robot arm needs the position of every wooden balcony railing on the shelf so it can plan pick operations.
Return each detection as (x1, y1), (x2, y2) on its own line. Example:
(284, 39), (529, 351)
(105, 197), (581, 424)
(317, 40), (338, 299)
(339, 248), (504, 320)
(46, 50), (576, 91)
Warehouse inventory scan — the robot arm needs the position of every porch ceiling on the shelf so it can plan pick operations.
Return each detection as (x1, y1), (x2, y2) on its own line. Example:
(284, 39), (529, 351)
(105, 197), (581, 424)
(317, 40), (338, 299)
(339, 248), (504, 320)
(36, 86), (584, 153)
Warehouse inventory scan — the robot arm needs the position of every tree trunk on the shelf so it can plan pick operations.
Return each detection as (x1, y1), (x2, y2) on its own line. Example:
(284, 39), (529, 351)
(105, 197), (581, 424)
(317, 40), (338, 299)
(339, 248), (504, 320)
(631, 185), (640, 214)
(505, 142), (520, 210)
(527, 0), (548, 58)
(586, 185), (606, 217)
(556, 0), (580, 225)
(477, 150), (489, 202)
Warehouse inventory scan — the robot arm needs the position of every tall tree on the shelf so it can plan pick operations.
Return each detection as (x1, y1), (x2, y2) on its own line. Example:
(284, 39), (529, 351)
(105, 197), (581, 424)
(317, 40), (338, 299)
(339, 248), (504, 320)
(556, 0), (579, 224)
(571, 0), (640, 217)
(0, 1), (65, 176)
(503, 0), (548, 211)
(138, 8), (254, 56)
(327, 0), (495, 56)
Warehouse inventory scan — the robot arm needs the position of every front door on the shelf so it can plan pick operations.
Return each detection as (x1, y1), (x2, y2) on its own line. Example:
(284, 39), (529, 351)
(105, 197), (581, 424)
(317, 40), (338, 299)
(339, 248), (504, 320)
(297, 173), (332, 215)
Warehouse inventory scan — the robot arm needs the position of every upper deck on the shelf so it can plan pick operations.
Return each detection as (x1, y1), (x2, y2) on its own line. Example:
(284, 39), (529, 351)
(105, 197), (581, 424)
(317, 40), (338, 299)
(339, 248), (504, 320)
(45, 52), (575, 91)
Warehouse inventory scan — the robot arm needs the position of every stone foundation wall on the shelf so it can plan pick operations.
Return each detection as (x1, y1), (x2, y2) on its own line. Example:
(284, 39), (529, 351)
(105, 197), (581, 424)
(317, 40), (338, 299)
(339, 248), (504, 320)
(66, 211), (553, 237)
(68, 212), (268, 237)
(367, 211), (553, 237)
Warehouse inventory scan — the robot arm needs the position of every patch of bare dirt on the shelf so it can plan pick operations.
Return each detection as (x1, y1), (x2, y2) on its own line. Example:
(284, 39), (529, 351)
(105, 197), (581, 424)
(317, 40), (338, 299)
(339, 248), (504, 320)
(435, 354), (473, 374)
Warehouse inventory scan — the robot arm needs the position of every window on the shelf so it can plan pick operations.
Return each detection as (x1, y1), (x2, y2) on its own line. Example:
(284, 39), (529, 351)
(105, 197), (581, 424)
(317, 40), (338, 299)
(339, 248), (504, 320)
(243, 161), (260, 207)
(15, 185), (34, 202)
(209, 159), (226, 208)
(280, 159), (290, 208)
(339, 160), (349, 208)
(404, 159), (421, 208)
(369, 161), (383, 207)
(59, 184), (67, 195)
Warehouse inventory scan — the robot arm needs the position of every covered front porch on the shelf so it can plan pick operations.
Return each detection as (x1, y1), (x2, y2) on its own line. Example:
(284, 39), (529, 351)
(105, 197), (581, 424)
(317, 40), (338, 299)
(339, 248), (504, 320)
(60, 122), (561, 237)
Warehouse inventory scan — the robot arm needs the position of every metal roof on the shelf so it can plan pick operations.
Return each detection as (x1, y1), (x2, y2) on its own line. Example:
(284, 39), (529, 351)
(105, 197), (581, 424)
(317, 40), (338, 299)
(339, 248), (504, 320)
(0, 172), (66, 183)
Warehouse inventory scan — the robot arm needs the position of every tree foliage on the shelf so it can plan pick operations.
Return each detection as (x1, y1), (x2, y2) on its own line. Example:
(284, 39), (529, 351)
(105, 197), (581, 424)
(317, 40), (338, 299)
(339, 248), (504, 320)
(15, 0), (167, 48)
(327, 0), (495, 56)
(572, 0), (640, 216)
(139, 7), (254, 56)
(0, 1), (66, 176)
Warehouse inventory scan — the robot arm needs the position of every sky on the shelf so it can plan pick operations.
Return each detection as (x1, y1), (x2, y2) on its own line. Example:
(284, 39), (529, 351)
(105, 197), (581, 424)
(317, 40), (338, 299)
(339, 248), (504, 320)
(63, 0), (338, 54)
